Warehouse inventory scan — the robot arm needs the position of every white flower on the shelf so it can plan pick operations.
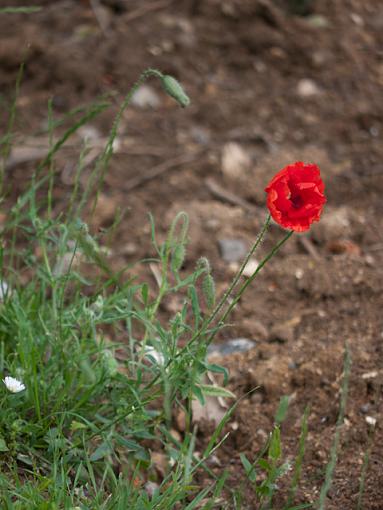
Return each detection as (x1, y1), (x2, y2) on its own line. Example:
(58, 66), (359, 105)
(3, 376), (26, 393)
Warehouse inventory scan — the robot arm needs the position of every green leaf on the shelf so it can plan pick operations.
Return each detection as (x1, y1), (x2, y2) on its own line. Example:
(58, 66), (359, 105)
(70, 421), (87, 432)
(197, 383), (236, 399)
(141, 283), (149, 305)
(133, 447), (150, 462)
(269, 426), (282, 461)
(258, 458), (271, 472)
(0, 438), (9, 452)
(205, 362), (229, 386)
(0, 7), (42, 13)
(192, 384), (205, 405)
(275, 395), (290, 425)
(115, 436), (141, 451)
(240, 453), (256, 482)
(89, 442), (111, 462)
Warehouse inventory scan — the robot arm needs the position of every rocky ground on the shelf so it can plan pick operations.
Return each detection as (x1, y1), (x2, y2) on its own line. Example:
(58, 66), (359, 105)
(1, 0), (382, 507)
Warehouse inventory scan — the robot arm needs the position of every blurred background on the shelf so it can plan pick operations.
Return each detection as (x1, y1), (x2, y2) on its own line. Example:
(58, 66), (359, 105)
(1, 1), (382, 507)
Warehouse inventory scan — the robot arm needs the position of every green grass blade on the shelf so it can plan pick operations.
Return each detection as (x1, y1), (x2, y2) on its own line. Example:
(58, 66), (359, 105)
(316, 343), (351, 510)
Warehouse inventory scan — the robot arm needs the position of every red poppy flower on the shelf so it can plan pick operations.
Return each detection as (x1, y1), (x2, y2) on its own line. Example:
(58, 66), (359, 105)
(265, 162), (326, 232)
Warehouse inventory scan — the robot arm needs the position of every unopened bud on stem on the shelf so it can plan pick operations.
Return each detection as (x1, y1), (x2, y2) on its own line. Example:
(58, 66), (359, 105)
(161, 75), (190, 108)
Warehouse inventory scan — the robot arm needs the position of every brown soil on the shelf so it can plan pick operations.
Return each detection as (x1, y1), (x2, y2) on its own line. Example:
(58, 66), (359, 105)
(1, 0), (383, 508)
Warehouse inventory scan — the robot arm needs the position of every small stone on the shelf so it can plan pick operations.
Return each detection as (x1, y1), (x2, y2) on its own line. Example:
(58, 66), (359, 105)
(306, 15), (329, 28)
(250, 320), (269, 341)
(311, 206), (354, 244)
(170, 428), (181, 442)
(221, 142), (252, 182)
(78, 125), (101, 143)
(361, 371), (378, 380)
(190, 126), (211, 145)
(121, 242), (138, 256)
(205, 218), (220, 231)
(365, 416), (377, 427)
(53, 250), (83, 278)
(131, 85), (161, 109)
(207, 454), (221, 467)
(151, 452), (168, 477)
(257, 428), (268, 440)
(145, 481), (159, 498)
(365, 254), (375, 266)
(176, 409), (186, 432)
(370, 126), (379, 137)
(192, 392), (226, 426)
(144, 346), (165, 366)
(208, 338), (256, 357)
(350, 13), (364, 26)
(228, 262), (240, 274)
(270, 324), (294, 343)
(326, 239), (361, 256)
(242, 258), (259, 277)
(297, 79), (321, 98)
(92, 193), (117, 227)
(218, 238), (247, 263)
(360, 403), (370, 414)
(295, 268), (304, 280)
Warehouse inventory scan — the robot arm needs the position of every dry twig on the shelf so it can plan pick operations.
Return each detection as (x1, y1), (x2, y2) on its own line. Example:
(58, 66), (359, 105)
(125, 0), (174, 23)
(205, 177), (259, 214)
(124, 151), (205, 191)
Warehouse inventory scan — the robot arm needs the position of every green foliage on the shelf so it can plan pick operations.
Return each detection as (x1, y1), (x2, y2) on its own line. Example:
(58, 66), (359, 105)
(239, 396), (311, 510)
(316, 344), (351, 510)
(0, 62), (227, 507)
(0, 173), (229, 507)
(0, 7), (42, 14)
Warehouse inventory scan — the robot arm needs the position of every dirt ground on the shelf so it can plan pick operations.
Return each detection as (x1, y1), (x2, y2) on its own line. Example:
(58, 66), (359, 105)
(1, 0), (383, 508)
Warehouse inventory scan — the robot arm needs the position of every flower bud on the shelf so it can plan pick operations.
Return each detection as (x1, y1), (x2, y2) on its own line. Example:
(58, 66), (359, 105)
(161, 75), (190, 108)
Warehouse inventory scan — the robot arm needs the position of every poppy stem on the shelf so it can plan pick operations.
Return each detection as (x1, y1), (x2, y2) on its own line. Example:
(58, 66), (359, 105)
(213, 229), (294, 333)
(142, 225), (293, 396)
(203, 214), (271, 335)
(140, 215), (273, 393)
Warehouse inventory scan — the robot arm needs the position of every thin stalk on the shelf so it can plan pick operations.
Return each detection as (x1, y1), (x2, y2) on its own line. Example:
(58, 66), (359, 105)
(47, 98), (55, 218)
(285, 406), (310, 508)
(357, 425), (375, 510)
(212, 229), (293, 339)
(205, 214), (271, 334)
(317, 343), (351, 510)
(89, 68), (164, 217)
(144, 228), (294, 393)
(176, 214), (271, 352)
(0, 62), (24, 194)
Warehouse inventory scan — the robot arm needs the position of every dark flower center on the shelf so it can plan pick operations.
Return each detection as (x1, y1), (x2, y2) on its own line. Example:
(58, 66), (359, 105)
(291, 193), (304, 209)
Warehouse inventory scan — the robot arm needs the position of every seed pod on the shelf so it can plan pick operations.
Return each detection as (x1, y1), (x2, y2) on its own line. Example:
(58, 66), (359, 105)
(172, 244), (186, 273)
(202, 273), (215, 309)
(102, 350), (119, 377)
(161, 75), (190, 108)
